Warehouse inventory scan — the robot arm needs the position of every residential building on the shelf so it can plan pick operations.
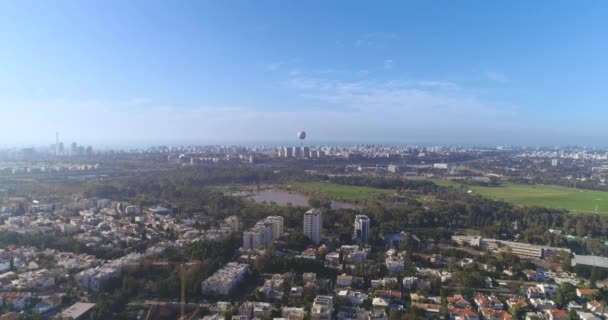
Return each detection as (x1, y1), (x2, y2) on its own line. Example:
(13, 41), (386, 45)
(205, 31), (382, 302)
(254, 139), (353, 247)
(311, 295), (334, 320)
(353, 215), (370, 244)
(304, 209), (323, 244)
(201, 263), (249, 296)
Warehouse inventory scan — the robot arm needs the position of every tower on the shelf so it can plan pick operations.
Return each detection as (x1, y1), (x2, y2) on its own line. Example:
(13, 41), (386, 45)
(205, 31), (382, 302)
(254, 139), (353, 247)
(304, 209), (322, 244)
(354, 214), (370, 244)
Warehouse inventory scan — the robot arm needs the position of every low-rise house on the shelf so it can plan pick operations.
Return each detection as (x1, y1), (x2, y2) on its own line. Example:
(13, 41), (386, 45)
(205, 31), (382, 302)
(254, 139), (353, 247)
(311, 296), (333, 320)
(282, 307), (305, 320)
(374, 290), (402, 303)
(0, 292), (32, 310)
(506, 297), (530, 311)
(448, 294), (472, 309)
(480, 308), (512, 320)
(538, 284), (558, 298)
(526, 286), (545, 299)
(337, 290), (368, 305)
(524, 312), (546, 320)
(546, 309), (568, 320)
(474, 293), (502, 311)
(289, 287), (304, 300)
(577, 311), (601, 320)
(586, 301), (608, 318)
(411, 303), (441, 319)
(448, 306), (479, 320)
(253, 302), (272, 319)
(369, 308), (387, 320)
(529, 298), (556, 311)
(576, 288), (597, 300)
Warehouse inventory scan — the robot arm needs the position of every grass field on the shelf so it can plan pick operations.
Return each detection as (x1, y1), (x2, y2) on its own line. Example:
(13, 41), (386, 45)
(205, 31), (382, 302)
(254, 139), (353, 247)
(436, 180), (608, 215)
(287, 182), (394, 202)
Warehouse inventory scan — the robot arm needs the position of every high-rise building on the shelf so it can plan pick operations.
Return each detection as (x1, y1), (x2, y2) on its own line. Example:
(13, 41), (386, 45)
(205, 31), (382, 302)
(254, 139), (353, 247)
(303, 146), (310, 158)
(304, 209), (323, 244)
(242, 216), (284, 250)
(354, 214), (370, 244)
(71, 142), (78, 156)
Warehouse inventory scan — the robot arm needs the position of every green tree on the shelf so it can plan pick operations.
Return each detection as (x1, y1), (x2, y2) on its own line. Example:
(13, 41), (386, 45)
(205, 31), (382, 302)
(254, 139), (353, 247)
(508, 304), (525, 320)
(568, 309), (581, 320)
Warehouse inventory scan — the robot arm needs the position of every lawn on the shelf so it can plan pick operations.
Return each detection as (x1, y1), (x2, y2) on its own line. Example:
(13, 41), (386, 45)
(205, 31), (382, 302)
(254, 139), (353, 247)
(287, 182), (394, 202)
(436, 180), (608, 215)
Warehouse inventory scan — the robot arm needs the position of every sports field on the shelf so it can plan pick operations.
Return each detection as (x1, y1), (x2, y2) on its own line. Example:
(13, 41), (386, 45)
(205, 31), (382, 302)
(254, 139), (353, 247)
(436, 180), (608, 215)
(288, 182), (394, 202)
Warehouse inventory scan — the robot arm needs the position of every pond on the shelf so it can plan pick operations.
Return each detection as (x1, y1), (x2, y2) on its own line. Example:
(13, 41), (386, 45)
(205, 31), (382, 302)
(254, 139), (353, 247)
(229, 188), (359, 210)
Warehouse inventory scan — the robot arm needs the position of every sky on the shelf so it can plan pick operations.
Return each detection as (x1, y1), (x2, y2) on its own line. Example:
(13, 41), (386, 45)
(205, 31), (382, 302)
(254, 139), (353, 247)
(1, 1), (607, 147)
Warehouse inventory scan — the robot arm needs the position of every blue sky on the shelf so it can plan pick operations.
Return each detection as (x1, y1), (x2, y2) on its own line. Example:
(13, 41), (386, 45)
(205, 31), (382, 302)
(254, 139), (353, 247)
(1, 1), (607, 147)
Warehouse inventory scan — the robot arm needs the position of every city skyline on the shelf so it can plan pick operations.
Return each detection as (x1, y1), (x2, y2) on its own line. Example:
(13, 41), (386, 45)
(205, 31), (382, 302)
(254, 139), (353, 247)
(2, 1), (608, 146)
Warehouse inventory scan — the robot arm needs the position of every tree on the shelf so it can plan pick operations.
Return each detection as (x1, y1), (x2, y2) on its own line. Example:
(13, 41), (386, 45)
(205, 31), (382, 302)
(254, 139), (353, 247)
(568, 309), (580, 320)
(555, 283), (577, 309)
(508, 304), (525, 320)
(9, 257), (14, 271)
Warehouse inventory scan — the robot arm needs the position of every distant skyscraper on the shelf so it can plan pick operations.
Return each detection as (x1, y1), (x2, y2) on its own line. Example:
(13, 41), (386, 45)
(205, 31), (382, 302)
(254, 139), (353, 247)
(55, 132), (59, 156)
(71, 142), (77, 156)
(354, 214), (370, 244)
(304, 208), (322, 244)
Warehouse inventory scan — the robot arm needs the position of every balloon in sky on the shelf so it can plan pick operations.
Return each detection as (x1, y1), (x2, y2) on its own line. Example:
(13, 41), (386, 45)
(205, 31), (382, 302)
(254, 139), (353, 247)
(297, 131), (306, 140)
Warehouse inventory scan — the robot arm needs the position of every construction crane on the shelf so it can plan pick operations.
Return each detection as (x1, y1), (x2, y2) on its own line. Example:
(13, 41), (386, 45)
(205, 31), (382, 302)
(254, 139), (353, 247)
(123, 258), (204, 320)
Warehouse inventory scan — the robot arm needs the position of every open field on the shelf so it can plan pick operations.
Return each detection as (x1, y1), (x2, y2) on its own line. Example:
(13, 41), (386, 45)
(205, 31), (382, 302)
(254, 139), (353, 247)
(435, 180), (608, 215)
(287, 182), (394, 202)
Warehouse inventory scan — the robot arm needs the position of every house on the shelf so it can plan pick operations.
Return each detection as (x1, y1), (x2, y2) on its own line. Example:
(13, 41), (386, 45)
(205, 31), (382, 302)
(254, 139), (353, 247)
(448, 295), (472, 309)
(474, 293), (502, 311)
(253, 302), (272, 319)
(526, 286), (545, 299)
(303, 273), (317, 283)
(448, 306), (479, 320)
(374, 290), (402, 302)
(524, 312), (546, 320)
(311, 296), (333, 320)
(480, 308), (512, 320)
(369, 308), (388, 320)
(529, 298), (557, 311)
(58, 302), (96, 320)
(506, 297), (530, 311)
(587, 301), (608, 318)
(282, 307), (305, 320)
(546, 309), (568, 320)
(289, 287), (304, 300)
(0, 292), (32, 310)
(576, 288), (597, 300)
(411, 303), (441, 319)
(372, 298), (390, 308)
(337, 274), (364, 288)
(538, 284), (558, 297)
(338, 291), (368, 305)
(577, 311), (601, 320)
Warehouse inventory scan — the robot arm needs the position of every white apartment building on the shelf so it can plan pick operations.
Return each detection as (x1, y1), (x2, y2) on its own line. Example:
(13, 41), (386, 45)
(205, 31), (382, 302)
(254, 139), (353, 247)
(201, 263), (249, 296)
(354, 214), (370, 244)
(242, 216), (284, 250)
(304, 209), (323, 244)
